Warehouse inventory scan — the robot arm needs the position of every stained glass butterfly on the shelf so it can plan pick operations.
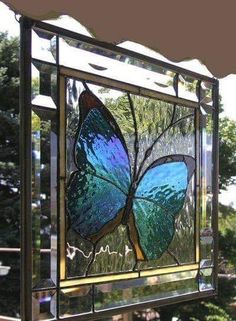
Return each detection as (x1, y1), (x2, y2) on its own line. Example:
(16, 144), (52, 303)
(67, 88), (195, 261)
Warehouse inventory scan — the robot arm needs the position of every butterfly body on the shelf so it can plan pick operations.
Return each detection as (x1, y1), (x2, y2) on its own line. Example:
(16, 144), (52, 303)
(67, 88), (195, 262)
(121, 183), (136, 225)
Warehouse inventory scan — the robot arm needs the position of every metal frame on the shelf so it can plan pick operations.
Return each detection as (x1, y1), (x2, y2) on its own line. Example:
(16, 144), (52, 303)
(20, 16), (219, 321)
(20, 17), (32, 321)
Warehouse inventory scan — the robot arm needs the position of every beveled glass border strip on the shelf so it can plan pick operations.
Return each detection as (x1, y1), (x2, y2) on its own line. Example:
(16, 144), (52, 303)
(60, 66), (200, 109)
(33, 20), (216, 84)
(195, 88), (201, 263)
(59, 75), (66, 281)
(60, 264), (199, 287)
(60, 272), (139, 287)
(140, 263), (198, 277)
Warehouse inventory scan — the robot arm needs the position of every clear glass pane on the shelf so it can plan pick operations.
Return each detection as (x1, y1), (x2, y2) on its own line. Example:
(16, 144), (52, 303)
(178, 74), (198, 102)
(59, 37), (176, 96)
(95, 271), (198, 311)
(200, 109), (213, 264)
(198, 268), (214, 291)
(200, 81), (213, 106)
(32, 290), (56, 320)
(32, 29), (57, 63)
(59, 286), (92, 317)
(32, 109), (57, 289)
(32, 61), (57, 109)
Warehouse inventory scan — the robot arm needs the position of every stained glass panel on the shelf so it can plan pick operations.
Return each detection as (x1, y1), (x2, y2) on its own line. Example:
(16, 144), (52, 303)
(24, 20), (218, 320)
(63, 80), (197, 282)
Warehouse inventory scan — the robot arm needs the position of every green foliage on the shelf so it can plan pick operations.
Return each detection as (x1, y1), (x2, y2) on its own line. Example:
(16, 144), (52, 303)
(219, 117), (236, 189)
(0, 31), (20, 317)
(188, 302), (234, 321)
(219, 230), (236, 269)
(0, 32), (19, 113)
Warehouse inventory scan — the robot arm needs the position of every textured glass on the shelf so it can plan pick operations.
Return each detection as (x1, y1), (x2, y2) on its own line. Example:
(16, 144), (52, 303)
(65, 82), (136, 277)
(133, 160), (192, 260)
(130, 95), (196, 175)
(31, 61), (57, 109)
(32, 29), (57, 63)
(32, 109), (57, 288)
(68, 173), (127, 239)
(67, 108), (130, 237)
(66, 79), (83, 177)
(95, 271), (198, 311)
(59, 286), (92, 317)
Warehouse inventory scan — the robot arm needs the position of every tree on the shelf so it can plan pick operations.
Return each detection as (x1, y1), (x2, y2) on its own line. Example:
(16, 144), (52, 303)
(219, 117), (236, 189)
(0, 31), (20, 317)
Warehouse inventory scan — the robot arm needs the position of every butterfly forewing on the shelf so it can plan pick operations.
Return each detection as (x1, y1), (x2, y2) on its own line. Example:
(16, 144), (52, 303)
(67, 90), (131, 242)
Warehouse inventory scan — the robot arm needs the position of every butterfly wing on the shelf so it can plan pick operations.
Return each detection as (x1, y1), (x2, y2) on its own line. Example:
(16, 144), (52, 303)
(131, 155), (195, 260)
(67, 89), (131, 243)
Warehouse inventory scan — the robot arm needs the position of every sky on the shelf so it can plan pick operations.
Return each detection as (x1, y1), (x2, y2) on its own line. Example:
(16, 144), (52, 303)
(0, 1), (235, 207)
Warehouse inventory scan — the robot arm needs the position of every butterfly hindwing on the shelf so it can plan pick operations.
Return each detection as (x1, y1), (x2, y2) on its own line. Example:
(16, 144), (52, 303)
(132, 155), (195, 260)
(67, 90), (131, 243)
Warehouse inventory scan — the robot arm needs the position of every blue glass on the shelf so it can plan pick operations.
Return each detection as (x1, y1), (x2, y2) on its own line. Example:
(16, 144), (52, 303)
(67, 108), (130, 242)
(75, 109), (131, 192)
(133, 162), (188, 260)
(68, 173), (126, 239)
